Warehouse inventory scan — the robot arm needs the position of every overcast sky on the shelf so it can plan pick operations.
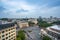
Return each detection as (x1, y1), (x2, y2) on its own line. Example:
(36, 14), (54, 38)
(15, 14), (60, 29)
(0, 0), (60, 18)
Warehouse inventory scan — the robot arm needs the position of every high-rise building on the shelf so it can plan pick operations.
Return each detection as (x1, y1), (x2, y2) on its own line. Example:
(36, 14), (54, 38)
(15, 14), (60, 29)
(38, 16), (42, 21)
(50, 16), (53, 19)
(0, 23), (16, 40)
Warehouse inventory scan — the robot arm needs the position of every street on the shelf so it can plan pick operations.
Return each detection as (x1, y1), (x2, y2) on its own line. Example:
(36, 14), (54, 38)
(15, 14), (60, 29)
(22, 26), (42, 40)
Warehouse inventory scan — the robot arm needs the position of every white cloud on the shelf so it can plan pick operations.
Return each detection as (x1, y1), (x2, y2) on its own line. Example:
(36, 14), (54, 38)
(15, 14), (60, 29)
(1, 0), (60, 18)
(1, 0), (37, 14)
(2, 0), (36, 10)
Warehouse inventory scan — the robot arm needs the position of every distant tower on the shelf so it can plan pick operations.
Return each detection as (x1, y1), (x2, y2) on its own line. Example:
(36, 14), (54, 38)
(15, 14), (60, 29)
(38, 16), (42, 21)
(50, 16), (53, 19)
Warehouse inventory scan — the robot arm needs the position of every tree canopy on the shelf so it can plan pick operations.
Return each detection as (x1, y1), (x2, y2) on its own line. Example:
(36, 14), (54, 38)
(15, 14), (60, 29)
(28, 21), (35, 26)
(42, 36), (52, 40)
(17, 30), (25, 40)
(38, 21), (52, 28)
(52, 21), (60, 25)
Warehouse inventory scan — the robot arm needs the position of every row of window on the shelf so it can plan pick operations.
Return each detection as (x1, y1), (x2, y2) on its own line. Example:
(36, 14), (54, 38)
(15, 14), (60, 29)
(46, 30), (60, 39)
(2, 27), (15, 33)
(2, 32), (15, 37)
(2, 36), (16, 40)
(2, 33), (16, 40)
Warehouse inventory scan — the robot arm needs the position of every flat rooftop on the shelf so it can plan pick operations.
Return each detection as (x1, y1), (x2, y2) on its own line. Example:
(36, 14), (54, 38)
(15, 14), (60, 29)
(47, 25), (60, 33)
(50, 25), (60, 30)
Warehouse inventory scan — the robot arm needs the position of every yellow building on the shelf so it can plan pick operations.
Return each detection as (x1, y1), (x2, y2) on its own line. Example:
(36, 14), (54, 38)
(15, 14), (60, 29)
(0, 23), (16, 40)
(17, 21), (29, 28)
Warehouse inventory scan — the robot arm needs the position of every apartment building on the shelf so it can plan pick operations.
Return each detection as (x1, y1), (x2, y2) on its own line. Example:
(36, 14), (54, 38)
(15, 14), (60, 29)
(0, 23), (16, 40)
(40, 25), (60, 40)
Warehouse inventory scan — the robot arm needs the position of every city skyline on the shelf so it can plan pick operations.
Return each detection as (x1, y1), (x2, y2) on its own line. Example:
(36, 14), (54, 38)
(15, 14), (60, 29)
(0, 0), (60, 18)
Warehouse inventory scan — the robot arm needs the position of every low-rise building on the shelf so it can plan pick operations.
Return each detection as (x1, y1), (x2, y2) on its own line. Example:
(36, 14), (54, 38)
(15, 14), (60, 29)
(17, 21), (29, 28)
(0, 23), (16, 40)
(28, 18), (38, 24)
(40, 25), (60, 40)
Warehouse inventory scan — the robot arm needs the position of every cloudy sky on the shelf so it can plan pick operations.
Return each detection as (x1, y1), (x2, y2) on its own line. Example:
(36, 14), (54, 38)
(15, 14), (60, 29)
(0, 0), (60, 18)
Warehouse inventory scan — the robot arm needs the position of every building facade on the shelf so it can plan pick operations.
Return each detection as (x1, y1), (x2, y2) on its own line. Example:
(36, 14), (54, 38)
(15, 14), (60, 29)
(17, 21), (29, 28)
(40, 25), (60, 40)
(0, 23), (16, 40)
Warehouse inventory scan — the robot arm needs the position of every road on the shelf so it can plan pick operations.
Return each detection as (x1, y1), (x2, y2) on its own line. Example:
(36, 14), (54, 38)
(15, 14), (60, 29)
(22, 26), (42, 40)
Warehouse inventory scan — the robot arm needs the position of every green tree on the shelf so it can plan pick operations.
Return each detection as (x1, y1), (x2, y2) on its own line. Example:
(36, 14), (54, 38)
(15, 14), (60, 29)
(28, 21), (35, 26)
(43, 36), (52, 40)
(38, 21), (52, 28)
(17, 30), (25, 40)
(52, 21), (60, 24)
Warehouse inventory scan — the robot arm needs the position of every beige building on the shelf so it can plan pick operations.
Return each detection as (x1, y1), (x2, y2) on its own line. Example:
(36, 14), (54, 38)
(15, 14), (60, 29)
(28, 18), (38, 24)
(17, 21), (29, 28)
(40, 25), (60, 40)
(0, 23), (16, 40)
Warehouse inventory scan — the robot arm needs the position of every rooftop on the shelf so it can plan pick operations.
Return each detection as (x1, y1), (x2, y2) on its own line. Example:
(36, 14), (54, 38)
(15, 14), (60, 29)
(0, 23), (15, 30)
(47, 25), (60, 33)
(48, 25), (60, 30)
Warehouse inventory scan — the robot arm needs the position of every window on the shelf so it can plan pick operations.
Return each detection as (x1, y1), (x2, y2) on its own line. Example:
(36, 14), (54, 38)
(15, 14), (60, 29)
(6, 34), (8, 36)
(11, 38), (13, 39)
(9, 32), (10, 34)
(11, 34), (13, 36)
(2, 35), (5, 37)
(2, 39), (5, 40)
(6, 37), (8, 39)
(9, 29), (10, 31)
(2, 31), (5, 33)
(11, 28), (14, 30)
(9, 36), (11, 38)
(14, 39), (15, 40)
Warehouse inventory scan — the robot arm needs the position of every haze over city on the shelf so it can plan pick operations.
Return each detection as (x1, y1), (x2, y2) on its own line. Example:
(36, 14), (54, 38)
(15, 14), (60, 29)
(0, 0), (60, 18)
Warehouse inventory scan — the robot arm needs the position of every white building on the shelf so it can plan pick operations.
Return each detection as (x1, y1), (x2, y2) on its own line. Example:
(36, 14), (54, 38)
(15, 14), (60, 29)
(40, 25), (60, 40)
